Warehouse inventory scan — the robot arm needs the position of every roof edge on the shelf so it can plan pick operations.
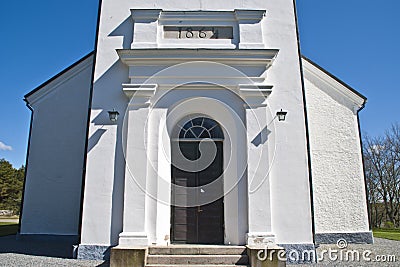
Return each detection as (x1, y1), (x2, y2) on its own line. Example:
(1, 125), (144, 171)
(24, 51), (95, 100)
(301, 55), (367, 102)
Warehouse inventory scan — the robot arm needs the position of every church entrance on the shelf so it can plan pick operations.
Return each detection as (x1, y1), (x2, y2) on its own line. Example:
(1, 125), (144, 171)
(171, 117), (224, 244)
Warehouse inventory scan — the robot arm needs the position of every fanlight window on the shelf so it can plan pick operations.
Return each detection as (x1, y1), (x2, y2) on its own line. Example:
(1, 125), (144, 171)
(177, 117), (224, 139)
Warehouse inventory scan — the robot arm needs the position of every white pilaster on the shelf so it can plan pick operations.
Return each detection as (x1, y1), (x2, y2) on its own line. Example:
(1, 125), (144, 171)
(240, 85), (275, 245)
(118, 84), (157, 246)
(234, 10), (266, 49)
(131, 9), (162, 48)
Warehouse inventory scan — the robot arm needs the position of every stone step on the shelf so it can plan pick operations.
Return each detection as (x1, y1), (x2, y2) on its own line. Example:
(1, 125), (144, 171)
(146, 265), (249, 267)
(147, 255), (249, 265)
(148, 246), (247, 255)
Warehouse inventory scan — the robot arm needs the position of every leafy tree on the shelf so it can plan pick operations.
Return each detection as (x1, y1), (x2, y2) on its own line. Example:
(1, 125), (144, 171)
(0, 159), (24, 215)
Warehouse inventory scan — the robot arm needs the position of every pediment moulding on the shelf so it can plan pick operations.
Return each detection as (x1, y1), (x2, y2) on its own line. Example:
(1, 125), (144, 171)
(118, 48), (277, 100)
(122, 83), (157, 99)
(122, 83), (157, 107)
(131, 9), (265, 22)
(122, 83), (272, 108)
(238, 84), (273, 97)
(130, 9), (267, 49)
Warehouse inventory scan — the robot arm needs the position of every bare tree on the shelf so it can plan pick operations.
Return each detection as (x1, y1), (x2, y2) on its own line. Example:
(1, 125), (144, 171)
(384, 124), (400, 226)
(363, 123), (400, 228)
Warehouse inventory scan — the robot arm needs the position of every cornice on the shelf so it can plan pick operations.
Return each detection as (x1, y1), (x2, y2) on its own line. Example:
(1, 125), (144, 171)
(117, 49), (279, 67)
(159, 11), (236, 22)
(238, 84), (272, 108)
(131, 9), (162, 20)
(234, 9), (266, 21)
(25, 55), (94, 106)
(121, 82), (272, 108)
(302, 58), (365, 109)
(157, 9), (266, 22)
(122, 84), (157, 99)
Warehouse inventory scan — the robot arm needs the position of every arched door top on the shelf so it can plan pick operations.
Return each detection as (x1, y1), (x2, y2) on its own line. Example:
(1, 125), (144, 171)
(176, 116), (224, 140)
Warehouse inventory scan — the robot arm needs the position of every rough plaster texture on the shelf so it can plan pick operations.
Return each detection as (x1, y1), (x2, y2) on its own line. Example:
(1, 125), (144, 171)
(303, 59), (369, 234)
(21, 55), (94, 236)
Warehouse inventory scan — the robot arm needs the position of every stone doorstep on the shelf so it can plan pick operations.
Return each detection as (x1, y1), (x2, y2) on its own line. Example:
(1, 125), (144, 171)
(147, 254), (249, 265)
(110, 245), (286, 267)
(148, 245), (247, 255)
(145, 265), (249, 267)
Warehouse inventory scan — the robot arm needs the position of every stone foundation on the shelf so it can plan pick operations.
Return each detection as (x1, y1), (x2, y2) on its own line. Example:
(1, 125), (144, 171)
(247, 245), (286, 267)
(315, 232), (374, 244)
(110, 247), (147, 267)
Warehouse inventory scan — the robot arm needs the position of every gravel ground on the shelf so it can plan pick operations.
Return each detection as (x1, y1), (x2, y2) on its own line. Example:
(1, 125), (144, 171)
(0, 235), (108, 267)
(0, 254), (107, 267)
(0, 236), (398, 266)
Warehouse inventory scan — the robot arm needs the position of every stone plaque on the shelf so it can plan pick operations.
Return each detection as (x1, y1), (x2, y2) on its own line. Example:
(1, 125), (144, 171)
(164, 26), (233, 39)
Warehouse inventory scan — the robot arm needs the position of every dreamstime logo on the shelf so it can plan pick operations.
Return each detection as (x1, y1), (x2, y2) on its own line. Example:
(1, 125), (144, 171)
(121, 61), (279, 207)
(336, 238), (348, 249)
(256, 239), (397, 263)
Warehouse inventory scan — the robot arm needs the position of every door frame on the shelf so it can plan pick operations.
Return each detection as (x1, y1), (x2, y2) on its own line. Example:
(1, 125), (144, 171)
(170, 139), (225, 244)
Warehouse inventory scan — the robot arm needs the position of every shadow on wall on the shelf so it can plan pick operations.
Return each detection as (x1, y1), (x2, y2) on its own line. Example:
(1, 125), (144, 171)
(110, 113), (125, 245)
(251, 126), (271, 147)
(109, 16), (133, 49)
(88, 57), (130, 246)
(88, 128), (107, 152)
(90, 60), (129, 126)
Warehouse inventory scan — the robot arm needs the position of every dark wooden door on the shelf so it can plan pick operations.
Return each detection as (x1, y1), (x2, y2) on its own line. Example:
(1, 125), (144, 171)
(171, 141), (224, 244)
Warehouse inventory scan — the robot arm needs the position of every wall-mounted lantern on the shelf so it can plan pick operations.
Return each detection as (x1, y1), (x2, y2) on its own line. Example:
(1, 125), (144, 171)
(276, 109), (287, 121)
(108, 109), (120, 122)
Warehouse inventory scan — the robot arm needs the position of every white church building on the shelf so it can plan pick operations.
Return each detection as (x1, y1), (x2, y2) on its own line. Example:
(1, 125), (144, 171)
(19, 0), (372, 263)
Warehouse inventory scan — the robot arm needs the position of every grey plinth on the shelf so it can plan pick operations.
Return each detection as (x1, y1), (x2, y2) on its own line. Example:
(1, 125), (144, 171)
(110, 246), (147, 267)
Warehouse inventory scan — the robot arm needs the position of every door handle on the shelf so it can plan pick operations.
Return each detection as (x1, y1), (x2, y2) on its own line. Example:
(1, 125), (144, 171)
(197, 206), (203, 212)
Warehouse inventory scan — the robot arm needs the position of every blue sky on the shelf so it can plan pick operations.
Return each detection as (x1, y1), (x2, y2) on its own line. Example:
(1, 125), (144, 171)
(0, 0), (399, 167)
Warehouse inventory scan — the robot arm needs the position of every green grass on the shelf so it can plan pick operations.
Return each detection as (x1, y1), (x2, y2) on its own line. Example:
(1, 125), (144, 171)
(373, 228), (400, 241)
(0, 222), (18, 236)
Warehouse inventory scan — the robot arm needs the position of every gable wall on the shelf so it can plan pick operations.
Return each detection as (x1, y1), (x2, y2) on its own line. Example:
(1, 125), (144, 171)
(304, 68), (370, 234)
(20, 56), (93, 236)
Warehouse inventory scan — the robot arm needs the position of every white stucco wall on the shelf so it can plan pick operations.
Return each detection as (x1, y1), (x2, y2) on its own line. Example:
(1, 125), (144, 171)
(303, 59), (370, 233)
(21, 55), (94, 236)
(81, 0), (313, 247)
